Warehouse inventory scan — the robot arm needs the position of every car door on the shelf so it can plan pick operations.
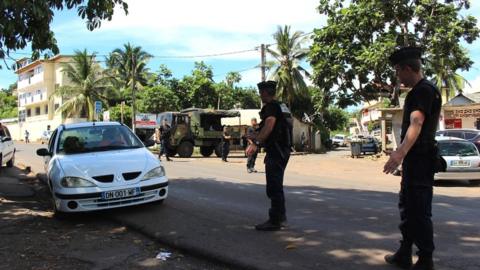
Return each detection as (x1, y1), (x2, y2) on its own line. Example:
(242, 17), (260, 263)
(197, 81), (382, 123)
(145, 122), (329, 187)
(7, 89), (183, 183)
(44, 129), (58, 173)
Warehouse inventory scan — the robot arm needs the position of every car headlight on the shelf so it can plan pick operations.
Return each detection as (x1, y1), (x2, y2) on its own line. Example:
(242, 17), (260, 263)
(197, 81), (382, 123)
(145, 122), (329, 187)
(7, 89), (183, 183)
(142, 166), (165, 181)
(61, 177), (97, 188)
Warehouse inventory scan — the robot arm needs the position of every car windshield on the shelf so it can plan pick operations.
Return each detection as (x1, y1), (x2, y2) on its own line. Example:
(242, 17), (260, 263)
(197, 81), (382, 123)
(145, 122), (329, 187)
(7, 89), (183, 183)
(438, 141), (479, 157)
(57, 125), (144, 155)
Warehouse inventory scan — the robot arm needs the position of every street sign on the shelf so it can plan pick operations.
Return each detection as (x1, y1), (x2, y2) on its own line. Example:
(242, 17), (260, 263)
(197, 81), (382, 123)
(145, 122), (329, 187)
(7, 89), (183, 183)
(95, 101), (102, 114)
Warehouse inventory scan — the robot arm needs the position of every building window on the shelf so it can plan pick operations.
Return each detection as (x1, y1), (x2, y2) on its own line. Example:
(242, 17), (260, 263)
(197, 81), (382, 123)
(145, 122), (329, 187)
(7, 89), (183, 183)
(27, 109), (31, 117)
(45, 105), (49, 114)
(35, 107), (41, 115)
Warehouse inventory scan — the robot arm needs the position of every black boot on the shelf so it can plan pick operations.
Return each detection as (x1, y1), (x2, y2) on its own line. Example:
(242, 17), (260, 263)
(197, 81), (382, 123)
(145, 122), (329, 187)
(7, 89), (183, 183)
(255, 220), (282, 231)
(412, 256), (434, 270)
(384, 242), (413, 269)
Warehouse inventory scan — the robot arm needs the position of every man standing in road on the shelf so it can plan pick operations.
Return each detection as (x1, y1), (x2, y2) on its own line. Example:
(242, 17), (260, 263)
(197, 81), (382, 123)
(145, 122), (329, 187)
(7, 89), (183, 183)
(159, 120), (172, 161)
(24, 129), (30, 144)
(246, 118), (259, 173)
(246, 80), (292, 231)
(383, 47), (442, 270)
(221, 126), (231, 162)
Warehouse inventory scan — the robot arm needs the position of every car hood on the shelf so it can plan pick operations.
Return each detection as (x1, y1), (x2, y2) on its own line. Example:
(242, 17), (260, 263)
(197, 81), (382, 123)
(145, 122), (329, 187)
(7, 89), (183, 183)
(57, 148), (159, 181)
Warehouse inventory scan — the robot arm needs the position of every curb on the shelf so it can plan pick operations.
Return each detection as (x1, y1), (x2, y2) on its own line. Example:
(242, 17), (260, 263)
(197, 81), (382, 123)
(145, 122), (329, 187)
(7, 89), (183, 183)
(108, 215), (259, 270)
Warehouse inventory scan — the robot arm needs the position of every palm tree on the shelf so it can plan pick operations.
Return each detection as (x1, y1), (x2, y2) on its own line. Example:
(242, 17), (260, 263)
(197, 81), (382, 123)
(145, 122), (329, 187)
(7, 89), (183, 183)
(53, 49), (109, 121)
(106, 43), (152, 130)
(267, 25), (310, 107)
(433, 58), (470, 101)
(225, 71), (242, 88)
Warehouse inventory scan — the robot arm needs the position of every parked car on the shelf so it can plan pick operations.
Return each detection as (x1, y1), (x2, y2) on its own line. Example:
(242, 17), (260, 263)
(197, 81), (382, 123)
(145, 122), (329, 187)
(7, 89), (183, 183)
(436, 129), (480, 150)
(0, 124), (15, 170)
(361, 137), (380, 154)
(36, 122), (168, 217)
(332, 134), (347, 147)
(435, 136), (480, 181)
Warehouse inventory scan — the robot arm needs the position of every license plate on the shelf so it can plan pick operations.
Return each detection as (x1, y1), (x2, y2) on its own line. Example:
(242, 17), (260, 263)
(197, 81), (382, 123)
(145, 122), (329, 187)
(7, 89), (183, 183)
(451, 160), (471, 167)
(102, 187), (140, 200)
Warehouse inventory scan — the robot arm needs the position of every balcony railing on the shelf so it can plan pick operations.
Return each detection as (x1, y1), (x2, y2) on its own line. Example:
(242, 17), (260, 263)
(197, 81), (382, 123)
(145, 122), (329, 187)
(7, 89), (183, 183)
(17, 72), (44, 89)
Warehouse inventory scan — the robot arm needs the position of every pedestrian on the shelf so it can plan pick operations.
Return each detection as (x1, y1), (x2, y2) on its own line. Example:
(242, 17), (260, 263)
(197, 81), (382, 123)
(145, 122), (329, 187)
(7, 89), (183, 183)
(246, 80), (293, 231)
(159, 120), (172, 161)
(300, 131), (307, 152)
(221, 126), (231, 162)
(246, 118), (259, 173)
(383, 47), (442, 270)
(24, 129), (30, 143)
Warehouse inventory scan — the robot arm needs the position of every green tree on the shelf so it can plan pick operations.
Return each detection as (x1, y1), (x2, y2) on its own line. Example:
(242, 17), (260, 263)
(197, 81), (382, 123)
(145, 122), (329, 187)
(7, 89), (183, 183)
(323, 107), (349, 133)
(139, 85), (180, 114)
(225, 71), (242, 88)
(432, 58), (470, 101)
(53, 49), (109, 121)
(1, 1), (128, 68)
(0, 87), (17, 119)
(267, 25), (310, 108)
(109, 103), (132, 127)
(310, 0), (479, 108)
(179, 62), (218, 109)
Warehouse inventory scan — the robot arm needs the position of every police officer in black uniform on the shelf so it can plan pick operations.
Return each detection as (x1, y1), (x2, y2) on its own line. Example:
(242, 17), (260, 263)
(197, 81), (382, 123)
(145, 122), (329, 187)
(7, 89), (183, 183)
(383, 47), (442, 270)
(246, 80), (292, 231)
(159, 120), (172, 161)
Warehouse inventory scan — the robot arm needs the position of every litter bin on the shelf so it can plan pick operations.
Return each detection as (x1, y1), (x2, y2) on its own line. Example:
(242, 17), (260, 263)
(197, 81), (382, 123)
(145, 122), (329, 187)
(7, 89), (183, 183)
(350, 141), (362, 158)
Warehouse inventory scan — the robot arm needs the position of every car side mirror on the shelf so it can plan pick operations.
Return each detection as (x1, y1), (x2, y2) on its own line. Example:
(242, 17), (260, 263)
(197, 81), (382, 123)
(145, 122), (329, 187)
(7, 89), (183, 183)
(144, 140), (155, 148)
(1, 137), (12, 142)
(36, 148), (52, 157)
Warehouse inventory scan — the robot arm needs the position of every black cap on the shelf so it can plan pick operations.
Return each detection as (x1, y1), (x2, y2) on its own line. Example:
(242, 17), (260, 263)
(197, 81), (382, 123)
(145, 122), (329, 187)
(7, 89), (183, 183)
(389, 47), (422, 66)
(257, 80), (277, 95)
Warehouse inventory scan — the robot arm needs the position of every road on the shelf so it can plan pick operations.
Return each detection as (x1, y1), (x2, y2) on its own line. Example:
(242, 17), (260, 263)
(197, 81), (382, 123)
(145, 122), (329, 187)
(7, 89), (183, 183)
(14, 142), (480, 270)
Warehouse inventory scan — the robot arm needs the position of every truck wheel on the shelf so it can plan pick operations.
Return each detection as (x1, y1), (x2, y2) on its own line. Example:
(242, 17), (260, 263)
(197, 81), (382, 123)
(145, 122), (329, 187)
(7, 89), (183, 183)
(214, 144), (222, 157)
(200, 146), (214, 157)
(177, 141), (194, 158)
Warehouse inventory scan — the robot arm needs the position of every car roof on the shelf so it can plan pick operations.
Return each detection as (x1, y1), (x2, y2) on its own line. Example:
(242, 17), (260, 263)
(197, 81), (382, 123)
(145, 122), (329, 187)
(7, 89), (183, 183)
(436, 136), (467, 142)
(61, 121), (122, 130)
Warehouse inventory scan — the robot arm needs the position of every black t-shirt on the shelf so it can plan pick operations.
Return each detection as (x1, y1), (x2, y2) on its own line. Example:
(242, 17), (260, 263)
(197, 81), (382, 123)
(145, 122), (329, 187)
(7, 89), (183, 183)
(401, 79), (442, 152)
(160, 125), (171, 140)
(260, 101), (286, 154)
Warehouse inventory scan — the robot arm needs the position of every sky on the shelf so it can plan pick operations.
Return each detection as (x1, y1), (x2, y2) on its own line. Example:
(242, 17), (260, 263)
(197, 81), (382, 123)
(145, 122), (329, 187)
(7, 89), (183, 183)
(1, 0), (480, 94)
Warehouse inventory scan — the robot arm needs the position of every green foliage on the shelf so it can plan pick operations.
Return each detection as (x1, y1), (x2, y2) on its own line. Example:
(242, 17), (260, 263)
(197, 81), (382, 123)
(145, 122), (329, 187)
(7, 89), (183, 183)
(0, 0), (128, 68)
(139, 85), (180, 114)
(54, 49), (109, 120)
(267, 25), (310, 107)
(0, 88), (17, 119)
(109, 103), (132, 127)
(179, 62), (218, 109)
(323, 106), (349, 132)
(310, 0), (479, 108)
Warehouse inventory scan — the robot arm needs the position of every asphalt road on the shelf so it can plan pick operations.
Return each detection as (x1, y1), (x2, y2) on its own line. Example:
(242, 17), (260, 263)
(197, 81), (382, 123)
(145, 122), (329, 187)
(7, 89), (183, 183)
(14, 142), (480, 270)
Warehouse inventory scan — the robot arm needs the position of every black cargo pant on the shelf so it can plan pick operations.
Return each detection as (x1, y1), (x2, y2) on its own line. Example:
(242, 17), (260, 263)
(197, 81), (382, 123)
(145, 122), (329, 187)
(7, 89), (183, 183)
(222, 141), (230, 160)
(398, 154), (435, 258)
(247, 149), (258, 169)
(264, 150), (290, 223)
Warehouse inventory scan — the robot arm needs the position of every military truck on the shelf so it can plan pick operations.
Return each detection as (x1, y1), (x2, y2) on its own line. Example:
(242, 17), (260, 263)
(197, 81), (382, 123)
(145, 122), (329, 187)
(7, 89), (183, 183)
(158, 108), (241, 158)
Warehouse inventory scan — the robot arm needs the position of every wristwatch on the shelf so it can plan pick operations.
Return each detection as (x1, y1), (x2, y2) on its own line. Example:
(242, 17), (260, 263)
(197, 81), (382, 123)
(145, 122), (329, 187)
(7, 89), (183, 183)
(254, 140), (261, 146)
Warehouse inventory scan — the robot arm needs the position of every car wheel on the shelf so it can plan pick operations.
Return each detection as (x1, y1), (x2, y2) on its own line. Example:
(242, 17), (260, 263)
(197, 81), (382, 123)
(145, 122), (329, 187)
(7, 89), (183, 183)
(177, 141), (194, 158)
(6, 151), (14, 168)
(200, 146), (214, 157)
(0, 156), (3, 172)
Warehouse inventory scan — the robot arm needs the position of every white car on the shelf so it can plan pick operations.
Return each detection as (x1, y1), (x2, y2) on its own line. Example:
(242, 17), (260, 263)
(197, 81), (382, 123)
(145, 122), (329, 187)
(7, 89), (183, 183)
(332, 134), (347, 147)
(435, 136), (480, 181)
(36, 122), (168, 216)
(0, 124), (15, 170)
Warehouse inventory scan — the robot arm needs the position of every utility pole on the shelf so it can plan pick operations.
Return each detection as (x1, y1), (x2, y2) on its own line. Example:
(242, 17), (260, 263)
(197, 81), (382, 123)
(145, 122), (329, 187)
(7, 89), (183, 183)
(260, 44), (266, 82)
(131, 54), (136, 133)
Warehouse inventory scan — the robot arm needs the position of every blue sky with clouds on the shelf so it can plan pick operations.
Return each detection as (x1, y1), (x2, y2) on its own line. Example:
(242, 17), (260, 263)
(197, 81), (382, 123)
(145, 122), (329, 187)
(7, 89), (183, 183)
(1, 0), (480, 93)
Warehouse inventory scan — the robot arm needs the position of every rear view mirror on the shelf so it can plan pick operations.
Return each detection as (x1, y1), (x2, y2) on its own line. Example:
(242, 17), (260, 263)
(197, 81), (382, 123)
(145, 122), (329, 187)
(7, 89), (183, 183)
(36, 148), (52, 157)
(1, 137), (12, 142)
(144, 139), (155, 148)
